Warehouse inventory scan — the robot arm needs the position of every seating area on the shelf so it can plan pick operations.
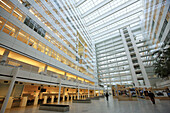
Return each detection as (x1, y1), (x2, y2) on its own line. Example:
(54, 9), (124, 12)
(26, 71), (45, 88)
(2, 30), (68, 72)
(39, 104), (69, 112)
(89, 97), (100, 100)
(112, 85), (170, 101)
(72, 98), (91, 103)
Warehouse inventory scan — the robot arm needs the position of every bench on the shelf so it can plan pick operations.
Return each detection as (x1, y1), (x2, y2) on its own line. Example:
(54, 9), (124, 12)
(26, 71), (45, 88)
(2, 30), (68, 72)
(73, 99), (91, 103)
(99, 95), (104, 98)
(39, 104), (69, 112)
(90, 97), (100, 100)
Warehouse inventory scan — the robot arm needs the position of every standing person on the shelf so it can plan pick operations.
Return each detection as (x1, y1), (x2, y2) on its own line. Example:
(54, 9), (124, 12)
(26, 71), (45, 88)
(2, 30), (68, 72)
(148, 91), (155, 104)
(105, 92), (109, 101)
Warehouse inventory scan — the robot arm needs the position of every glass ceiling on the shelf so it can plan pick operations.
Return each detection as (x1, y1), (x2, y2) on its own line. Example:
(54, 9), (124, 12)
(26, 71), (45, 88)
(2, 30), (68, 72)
(74, 0), (144, 42)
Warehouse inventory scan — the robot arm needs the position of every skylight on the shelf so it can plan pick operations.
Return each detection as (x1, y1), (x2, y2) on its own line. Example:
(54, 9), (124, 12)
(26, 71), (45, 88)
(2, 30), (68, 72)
(74, 0), (143, 42)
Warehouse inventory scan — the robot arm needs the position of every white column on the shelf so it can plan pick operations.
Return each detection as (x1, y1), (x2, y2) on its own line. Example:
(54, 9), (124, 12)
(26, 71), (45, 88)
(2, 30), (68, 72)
(71, 95), (73, 101)
(78, 85), (79, 99)
(64, 72), (67, 79)
(20, 97), (28, 107)
(103, 87), (105, 94)
(62, 87), (65, 101)
(120, 29), (139, 87)
(57, 82), (61, 104)
(51, 96), (54, 103)
(127, 26), (151, 87)
(88, 86), (90, 97)
(43, 96), (47, 104)
(44, 65), (48, 74)
(94, 86), (95, 97)
(67, 95), (69, 101)
(0, 50), (9, 65)
(34, 96), (39, 106)
(110, 85), (113, 95)
(5, 97), (13, 109)
(84, 89), (86, 99)
(0, 67), (20, 113)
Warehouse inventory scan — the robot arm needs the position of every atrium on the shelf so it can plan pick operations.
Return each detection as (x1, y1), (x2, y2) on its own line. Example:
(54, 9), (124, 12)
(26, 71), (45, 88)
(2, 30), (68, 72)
(0, 0), (170, 113)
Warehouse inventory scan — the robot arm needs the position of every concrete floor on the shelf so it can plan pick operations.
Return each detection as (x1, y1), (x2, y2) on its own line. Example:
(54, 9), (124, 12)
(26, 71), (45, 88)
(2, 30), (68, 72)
(4, 97), (170, 113)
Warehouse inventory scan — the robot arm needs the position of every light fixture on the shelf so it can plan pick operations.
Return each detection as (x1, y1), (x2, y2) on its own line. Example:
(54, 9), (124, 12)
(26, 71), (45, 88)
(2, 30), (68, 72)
(13, 10), (22, 17)
(0, 0), (11, 9)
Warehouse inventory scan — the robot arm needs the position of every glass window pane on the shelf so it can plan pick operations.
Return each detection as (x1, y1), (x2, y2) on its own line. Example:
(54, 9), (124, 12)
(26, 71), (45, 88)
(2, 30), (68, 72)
(3, 21), (19, 37)
(44, 46), (49, 55)
(12, 8), (26, 22)
(37, 42), (45, 53)
(0, 16), (6, 30)
(17, 30), (30, 44)
(29, 36), (38, 49)
(0, 0), (15, 13)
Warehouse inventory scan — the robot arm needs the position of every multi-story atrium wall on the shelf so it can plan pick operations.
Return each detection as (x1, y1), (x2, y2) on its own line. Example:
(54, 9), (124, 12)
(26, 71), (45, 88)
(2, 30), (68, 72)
(0, 1), (103, 112)
(73, 0), (170, 89)
(0, 0), (98, 82)
(142, 0), (170, 87)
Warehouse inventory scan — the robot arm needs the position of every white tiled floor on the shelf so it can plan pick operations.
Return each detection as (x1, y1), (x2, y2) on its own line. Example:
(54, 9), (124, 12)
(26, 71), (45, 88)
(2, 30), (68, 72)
(4, 97), (170, 113)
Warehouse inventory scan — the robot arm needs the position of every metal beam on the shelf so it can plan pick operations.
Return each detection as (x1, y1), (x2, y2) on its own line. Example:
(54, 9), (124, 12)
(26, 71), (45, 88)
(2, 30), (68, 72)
(92, 18), (140, 39)
(86, 0), (139, 26)
(94, 24), (141, 43)
(81, 0), (112, 18)
(75, 0), (87, 7)
(90, 8), (142, 33)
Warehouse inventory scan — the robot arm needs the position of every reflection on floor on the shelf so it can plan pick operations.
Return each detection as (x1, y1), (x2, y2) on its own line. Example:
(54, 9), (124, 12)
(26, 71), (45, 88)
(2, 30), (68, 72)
(5, 96), (170, 113)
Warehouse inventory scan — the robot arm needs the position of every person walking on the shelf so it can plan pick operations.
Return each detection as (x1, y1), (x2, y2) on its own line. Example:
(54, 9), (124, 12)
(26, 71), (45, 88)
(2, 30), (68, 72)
(148, 91), (155, 104)
(105, 92), (109, 101)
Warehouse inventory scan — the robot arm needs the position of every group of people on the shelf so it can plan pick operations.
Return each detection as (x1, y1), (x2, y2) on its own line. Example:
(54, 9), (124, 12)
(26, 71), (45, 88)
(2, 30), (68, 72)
(104, 91), (156, 104)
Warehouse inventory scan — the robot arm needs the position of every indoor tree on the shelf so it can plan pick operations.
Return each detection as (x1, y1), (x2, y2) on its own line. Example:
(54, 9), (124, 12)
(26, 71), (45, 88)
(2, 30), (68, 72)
(153, 47), (170, 79)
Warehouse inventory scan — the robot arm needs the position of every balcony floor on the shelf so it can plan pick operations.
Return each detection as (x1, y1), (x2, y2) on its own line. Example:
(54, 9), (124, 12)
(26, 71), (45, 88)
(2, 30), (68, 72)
(4, 97), (170, 113)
